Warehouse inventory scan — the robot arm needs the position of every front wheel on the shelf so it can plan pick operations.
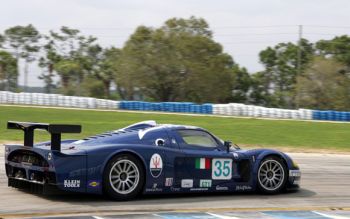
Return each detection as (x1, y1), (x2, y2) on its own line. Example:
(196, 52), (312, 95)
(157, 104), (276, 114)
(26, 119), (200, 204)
(103, 154), (144, 200)
(257, 156), (287, 194)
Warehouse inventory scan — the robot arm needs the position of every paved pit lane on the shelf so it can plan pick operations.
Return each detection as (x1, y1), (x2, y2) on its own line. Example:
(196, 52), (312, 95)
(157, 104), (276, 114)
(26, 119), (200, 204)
(0, 151), (350, 218)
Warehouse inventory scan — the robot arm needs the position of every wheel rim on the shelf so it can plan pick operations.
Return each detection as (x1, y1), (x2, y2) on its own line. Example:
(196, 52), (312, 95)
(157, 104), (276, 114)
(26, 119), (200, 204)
(109, 159), (140, 195)
(258, 159), (285, 191)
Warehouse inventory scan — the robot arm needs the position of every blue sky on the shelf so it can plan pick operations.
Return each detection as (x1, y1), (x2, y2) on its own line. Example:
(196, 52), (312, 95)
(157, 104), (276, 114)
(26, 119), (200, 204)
(1, 0), (350, 86)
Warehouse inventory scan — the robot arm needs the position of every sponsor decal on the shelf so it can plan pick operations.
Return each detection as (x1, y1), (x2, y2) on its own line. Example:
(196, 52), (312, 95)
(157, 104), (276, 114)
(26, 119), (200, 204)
(165, 178), (173, 187)
(199, 179), (212, 188)
(145, 183), (162, 192)
(212, 158), (233, 180)
(289, 170), (301, 177)
(235, 185), (252, 191)
(145, 188), (162, 192)
(293, 179), (301, 185)
(64, 180), (80, 188)
(88, 180), (100, 188)
(195, 158), (211, 169)
(171, 187), (181, 192)
(216, 185), (229, 191)
(190, 188), (208, 191)
(150, 153), (163, 178)
(181, 179), (193, 188)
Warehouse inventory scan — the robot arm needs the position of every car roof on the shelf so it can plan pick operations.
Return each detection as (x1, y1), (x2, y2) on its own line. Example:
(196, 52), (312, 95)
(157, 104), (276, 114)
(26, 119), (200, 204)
(119, 120), (203, 132)
(72, 121), (209, 145)
(120, 121), (207, 139)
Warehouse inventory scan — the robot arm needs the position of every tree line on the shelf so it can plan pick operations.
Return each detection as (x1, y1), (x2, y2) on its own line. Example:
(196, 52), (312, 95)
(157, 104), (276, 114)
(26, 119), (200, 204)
(0, 17), (350, 110)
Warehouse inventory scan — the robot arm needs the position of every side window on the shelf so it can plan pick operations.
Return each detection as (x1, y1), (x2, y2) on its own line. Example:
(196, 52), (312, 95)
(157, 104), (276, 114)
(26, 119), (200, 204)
(177, 130), (218, 148)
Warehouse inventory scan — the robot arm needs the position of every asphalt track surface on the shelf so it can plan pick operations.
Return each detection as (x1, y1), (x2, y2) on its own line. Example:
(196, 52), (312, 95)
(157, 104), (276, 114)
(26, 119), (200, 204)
(1, 150), (350, 218)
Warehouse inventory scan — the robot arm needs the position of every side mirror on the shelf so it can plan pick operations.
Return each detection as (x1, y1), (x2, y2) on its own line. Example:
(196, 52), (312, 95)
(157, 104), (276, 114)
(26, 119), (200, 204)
(224, 141), (232, 153)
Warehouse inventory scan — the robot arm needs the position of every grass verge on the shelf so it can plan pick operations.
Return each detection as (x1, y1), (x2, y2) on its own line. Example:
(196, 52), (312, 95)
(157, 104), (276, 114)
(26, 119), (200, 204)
(0, 105), (349, 152)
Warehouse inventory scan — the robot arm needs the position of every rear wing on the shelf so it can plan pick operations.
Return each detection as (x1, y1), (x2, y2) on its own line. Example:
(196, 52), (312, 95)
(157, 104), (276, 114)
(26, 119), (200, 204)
(7, 121), (81, 151)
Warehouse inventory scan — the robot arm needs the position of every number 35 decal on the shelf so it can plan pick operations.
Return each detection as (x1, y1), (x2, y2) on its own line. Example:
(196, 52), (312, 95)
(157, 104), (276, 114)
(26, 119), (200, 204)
(212, 159), (232, 180)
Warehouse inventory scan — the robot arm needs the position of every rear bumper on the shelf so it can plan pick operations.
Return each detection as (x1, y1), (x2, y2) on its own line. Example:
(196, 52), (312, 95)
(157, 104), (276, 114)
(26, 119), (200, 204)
(8, 177), (61, 194)
(5, 162), (57, 183)
(5, 162), (60, 194)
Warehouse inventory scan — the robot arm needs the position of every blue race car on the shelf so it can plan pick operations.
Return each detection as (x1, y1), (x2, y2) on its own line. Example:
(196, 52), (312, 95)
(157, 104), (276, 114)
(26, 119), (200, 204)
(4, 120), (301, 200)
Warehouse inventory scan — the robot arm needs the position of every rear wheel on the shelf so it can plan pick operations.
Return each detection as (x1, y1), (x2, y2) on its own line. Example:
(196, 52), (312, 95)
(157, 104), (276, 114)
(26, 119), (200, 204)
(257, 156), (287, 194)
(103, 154), (144, 200)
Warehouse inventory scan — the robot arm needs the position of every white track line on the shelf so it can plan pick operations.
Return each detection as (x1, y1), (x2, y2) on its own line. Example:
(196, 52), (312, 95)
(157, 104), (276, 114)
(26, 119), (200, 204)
(207, 212), (240, 219)
(313, 211), (350, 219)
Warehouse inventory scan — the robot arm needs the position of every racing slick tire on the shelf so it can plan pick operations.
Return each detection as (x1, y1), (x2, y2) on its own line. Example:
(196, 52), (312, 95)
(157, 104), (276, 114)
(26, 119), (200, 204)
(257, 156), (288, 194)
(103, 153), (145, 200)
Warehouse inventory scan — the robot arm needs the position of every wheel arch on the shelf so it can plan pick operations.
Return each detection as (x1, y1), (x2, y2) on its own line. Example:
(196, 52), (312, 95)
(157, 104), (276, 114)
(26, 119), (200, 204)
(254, 151), (291, 176)
(100, 149), (148, 199)
(261, 153), (288, 169)
(101, 149), (147, 194)
(254, 151), (290, 193)
(101, 149), (147, 178)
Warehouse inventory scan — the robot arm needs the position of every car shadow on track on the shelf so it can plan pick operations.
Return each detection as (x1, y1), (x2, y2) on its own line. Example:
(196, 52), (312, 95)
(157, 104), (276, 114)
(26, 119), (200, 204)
(15, 187), (316, 206)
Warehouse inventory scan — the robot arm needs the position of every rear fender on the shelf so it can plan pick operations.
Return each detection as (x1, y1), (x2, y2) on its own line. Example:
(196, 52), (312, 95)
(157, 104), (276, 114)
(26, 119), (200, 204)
(84, 146), (148, 194)
(50, 150), (87, 193)
(101, 148), (147, 175)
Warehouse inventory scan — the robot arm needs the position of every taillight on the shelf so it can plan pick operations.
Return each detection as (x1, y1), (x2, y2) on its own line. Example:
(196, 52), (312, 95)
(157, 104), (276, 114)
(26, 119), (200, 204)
(8, 150), (48, 167)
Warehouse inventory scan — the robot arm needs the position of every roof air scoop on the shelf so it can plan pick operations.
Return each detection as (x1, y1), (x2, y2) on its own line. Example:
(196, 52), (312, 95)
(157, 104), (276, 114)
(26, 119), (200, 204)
(117, 120), (157, 132)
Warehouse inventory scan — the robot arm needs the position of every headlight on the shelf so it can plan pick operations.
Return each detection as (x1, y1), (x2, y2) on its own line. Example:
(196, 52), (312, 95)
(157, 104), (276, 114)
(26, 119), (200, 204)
(292, 160), (299, 169)
(5, 147), (10, 155)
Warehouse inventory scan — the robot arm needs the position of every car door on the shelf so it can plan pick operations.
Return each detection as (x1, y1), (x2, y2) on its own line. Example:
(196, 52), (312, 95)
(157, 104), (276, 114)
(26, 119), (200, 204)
(173, 129), (235, 191)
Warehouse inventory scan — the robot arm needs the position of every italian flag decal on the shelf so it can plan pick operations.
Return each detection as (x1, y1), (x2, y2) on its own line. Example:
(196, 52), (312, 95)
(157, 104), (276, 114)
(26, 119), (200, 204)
(195, 158), (211, 169)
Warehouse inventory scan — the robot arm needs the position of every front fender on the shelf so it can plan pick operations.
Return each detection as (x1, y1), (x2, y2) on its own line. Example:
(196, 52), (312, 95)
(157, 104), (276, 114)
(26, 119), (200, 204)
(247, 149), (299, 189)
(244, 149), (293, 170)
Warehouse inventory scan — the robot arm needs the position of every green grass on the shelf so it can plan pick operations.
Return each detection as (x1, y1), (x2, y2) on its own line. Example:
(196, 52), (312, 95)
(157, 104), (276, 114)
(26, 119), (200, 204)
(1, 105), (350, 151)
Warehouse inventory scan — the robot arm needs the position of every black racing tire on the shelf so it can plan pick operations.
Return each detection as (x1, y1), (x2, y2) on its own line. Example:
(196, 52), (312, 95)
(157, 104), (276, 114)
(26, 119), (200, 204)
(257, 156), (288, 194)
(103, 153), (145, 200)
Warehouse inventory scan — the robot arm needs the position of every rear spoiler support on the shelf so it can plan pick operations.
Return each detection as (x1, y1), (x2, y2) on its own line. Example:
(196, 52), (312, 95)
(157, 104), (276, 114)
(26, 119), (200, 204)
(7, 121), (81, 151)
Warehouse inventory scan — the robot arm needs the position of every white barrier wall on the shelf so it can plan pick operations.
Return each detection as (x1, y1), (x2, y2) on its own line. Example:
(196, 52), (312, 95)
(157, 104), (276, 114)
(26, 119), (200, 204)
(0, 91), (313, 120)
(212, 103), (313, 120)
(0, 91), (120, 109)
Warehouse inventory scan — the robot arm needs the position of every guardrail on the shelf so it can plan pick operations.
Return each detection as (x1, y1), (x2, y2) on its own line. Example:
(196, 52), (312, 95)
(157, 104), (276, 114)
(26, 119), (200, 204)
(1, 91), (350, 122)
